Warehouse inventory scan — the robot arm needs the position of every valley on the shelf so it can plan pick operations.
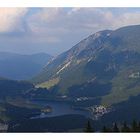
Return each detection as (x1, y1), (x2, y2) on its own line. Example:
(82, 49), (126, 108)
(1, 25), (140, 132)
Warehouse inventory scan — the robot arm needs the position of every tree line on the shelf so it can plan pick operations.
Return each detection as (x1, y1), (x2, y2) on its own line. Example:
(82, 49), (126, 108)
(84, 120), (140, 132)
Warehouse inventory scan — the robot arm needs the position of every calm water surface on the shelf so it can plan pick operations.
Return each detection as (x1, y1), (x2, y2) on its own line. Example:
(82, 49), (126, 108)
(31, 100), (91, 119)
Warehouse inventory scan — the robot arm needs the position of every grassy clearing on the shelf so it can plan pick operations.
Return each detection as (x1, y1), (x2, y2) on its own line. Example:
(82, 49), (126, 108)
(36, 77), (60, 89)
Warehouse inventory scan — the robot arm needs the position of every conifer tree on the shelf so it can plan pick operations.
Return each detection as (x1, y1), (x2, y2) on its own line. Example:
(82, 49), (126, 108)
(132, 120), (138, 132)
(102, 125), (109, 132)
(113, 123), (119, 132)
(121, 122), (130, 132)
(84, 120), (94, 132)
(137, 121), (140, 132)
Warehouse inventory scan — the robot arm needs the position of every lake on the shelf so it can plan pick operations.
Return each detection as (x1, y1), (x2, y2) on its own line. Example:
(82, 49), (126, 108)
(31, 100), (91, 119)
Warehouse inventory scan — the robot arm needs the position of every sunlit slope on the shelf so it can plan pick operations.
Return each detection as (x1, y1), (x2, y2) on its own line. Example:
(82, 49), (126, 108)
(32, 25), (140, 105)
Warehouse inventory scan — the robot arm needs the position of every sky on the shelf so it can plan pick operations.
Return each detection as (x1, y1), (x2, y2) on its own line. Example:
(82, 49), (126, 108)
(0, 8), (140, 56)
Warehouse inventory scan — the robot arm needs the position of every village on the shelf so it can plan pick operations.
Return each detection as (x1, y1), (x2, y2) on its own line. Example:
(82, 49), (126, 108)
(0, 123), (8, 132)
(129, 72), (140, 78)
(87, 105), (112, 120)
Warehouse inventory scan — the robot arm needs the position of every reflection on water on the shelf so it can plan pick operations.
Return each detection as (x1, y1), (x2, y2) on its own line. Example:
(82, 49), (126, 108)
(31, 101), (91, 119)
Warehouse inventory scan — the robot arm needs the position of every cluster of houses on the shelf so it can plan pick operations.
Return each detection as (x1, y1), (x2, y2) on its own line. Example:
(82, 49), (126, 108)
(0, 123), (8, 132)
(129, 72), (140, 78)
(41, 106), (52, 113)
(87, 105), (111, 120)
(75, 97), (112, 120)
(76, 97), (88, 101)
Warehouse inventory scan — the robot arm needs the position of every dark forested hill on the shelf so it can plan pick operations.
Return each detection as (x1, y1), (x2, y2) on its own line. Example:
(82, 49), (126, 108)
(0, 78), (34, 99)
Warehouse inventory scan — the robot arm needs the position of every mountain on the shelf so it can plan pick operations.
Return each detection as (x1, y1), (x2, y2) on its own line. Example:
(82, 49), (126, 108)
(0, 52), (52, 80)
(32, 25), (140, 106)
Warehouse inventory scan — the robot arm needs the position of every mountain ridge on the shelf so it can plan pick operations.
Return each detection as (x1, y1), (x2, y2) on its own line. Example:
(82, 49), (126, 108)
(32, 24), (140, 106)
(0, 52), (53, 80)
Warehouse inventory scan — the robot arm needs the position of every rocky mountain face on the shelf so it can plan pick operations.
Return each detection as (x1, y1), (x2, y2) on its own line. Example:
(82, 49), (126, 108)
(32, 25), (140, 106)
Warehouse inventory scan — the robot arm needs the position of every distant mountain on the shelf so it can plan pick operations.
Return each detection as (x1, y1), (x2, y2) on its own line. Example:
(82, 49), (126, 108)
(0, 52), (52, 80)
(32, 25), (140, 106)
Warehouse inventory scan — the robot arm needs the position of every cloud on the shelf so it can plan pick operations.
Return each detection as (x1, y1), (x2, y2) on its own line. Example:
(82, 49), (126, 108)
(26, 8), (119, 40)
(0, 8), (28, 33)
(113, 12), (140, 28)
(0, 8), (140, 55)
(24, 8), (118, 48)
(28, 8), (140, 31)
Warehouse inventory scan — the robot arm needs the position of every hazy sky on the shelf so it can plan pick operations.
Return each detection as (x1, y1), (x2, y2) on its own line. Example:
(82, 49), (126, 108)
(0, 8), (140, 56)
